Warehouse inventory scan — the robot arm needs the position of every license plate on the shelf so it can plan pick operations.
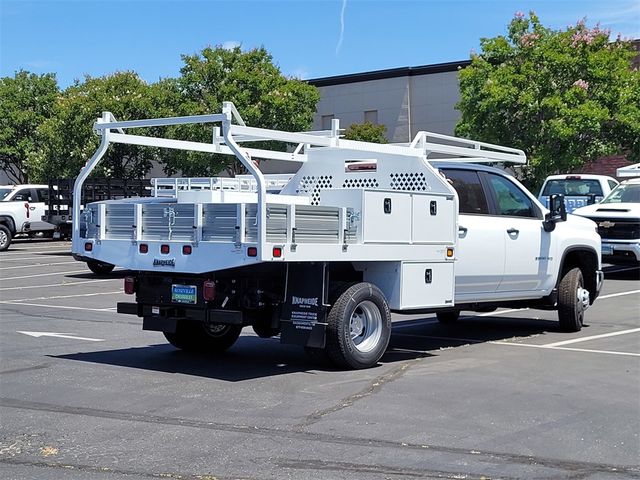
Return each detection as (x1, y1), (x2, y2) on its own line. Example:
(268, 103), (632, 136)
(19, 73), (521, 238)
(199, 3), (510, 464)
(53, 231), (61, 239)
(171, 284), (197, 304)
(602, 244), (614, 256)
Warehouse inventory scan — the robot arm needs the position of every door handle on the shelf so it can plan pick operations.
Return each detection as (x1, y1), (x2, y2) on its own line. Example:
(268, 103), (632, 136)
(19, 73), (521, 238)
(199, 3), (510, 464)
(507, 228), (519, 235)
(29, 206), (36, 210)
(458, 226), (468, 234)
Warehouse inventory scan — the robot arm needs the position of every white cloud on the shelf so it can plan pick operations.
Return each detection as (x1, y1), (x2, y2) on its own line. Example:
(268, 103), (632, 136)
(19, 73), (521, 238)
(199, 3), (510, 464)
(221, 41), (241, 50)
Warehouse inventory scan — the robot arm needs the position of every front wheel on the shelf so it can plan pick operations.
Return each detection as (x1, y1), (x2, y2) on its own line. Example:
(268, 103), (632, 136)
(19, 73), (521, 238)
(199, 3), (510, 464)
(558, 267), (588, 332)
(86, 260), (115, 275)
(164, 321), (242, 352)
(0, 225), (12, 251)
(325, 282), (391, 369)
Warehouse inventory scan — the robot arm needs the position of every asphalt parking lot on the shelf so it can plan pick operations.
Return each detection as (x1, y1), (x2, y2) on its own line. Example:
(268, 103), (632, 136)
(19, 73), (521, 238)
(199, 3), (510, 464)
(1, 238), (639, 480)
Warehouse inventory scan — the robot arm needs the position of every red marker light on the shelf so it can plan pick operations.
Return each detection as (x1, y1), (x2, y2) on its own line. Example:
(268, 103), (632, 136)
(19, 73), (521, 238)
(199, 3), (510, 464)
(273, 246), (282, 258)
(84, 242), (93, 252)
(124, 276), (136, 294)
(203, 280), (216, 301)
(182, 245), (192, 255)
(247, 247), (257, 257)
(160, 244), (170, 254)
(139, 244), (148, 254)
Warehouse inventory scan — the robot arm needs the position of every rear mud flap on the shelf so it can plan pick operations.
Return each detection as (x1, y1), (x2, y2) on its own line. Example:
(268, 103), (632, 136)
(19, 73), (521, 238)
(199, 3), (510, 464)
(280, 262), (328, 348)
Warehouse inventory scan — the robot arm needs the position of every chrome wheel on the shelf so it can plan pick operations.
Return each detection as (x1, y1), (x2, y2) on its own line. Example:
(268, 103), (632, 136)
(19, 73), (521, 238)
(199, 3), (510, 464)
(349, 300), (383, 353)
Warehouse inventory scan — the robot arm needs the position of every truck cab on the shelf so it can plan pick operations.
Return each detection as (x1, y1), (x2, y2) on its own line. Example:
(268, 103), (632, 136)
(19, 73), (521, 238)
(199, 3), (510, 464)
(0, 184), (55, 251)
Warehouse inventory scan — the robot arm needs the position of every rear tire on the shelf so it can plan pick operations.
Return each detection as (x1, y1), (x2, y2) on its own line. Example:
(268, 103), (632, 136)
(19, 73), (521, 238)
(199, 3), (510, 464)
(164, 321), (242, 352)
(0, 225), (12, 251)
(86, 260), (115, 275)
(325, 282), (391, 369)
(558, 267), (587, 332)
(436, 310), (460, 323)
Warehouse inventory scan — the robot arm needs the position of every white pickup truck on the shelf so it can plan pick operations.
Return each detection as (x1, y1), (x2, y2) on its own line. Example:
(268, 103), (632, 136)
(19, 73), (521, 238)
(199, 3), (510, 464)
(0, 184), (55, 251)
(538, 174), (618, 214)
(71, 104), (604, 369)
(573, 178), (640, 264)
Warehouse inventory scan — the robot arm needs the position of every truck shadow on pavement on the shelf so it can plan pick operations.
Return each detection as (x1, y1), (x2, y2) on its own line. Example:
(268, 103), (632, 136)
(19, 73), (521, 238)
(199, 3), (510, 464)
(52, 316), (556, 381)
(603, 264), (640, 281)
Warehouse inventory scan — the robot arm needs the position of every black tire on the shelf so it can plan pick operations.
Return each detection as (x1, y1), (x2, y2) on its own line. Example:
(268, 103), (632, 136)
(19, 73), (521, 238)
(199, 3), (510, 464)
(164, 321), (242, 352)
(249, 309), (280, 338)
(325, 282), (391, 369)
(558, 267), (587, 332)
(86, 260), (115, 275)
(436, 310), (460, 323)
(0, 225), (12, 252)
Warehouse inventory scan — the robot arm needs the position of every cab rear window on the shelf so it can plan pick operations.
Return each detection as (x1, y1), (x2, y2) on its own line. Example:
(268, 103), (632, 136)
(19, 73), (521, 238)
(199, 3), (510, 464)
(541, 179), (603, 196)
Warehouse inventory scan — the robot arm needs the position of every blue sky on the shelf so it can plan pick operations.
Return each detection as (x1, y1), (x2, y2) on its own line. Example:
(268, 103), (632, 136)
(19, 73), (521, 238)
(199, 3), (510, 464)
(1, 0), (638, 88)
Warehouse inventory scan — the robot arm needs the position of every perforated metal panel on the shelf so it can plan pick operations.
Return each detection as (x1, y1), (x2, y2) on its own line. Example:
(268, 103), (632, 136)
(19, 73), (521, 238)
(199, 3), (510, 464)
(343, 177), (379, 189)
(297, 175), (334, 206)
(389, 172), (428, 191)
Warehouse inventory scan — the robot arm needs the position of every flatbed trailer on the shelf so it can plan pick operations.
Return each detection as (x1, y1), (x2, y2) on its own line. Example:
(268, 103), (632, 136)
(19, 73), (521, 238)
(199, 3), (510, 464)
(71, 102), (602, 369)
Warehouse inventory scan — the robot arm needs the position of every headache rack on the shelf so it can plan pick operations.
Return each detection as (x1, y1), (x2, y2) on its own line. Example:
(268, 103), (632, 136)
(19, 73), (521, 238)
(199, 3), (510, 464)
(72, 102), (525, 274)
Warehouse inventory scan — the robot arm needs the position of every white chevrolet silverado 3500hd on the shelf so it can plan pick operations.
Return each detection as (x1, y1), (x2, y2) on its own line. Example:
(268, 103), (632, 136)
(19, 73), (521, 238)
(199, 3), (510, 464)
(71, 104), (604, 369)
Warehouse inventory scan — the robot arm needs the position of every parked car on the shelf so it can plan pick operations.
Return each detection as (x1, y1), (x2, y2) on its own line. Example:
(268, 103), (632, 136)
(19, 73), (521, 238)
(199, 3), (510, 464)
(538, 174), (618, 214)
(573, 178), (640, 264)
(0, 184), (56, 251)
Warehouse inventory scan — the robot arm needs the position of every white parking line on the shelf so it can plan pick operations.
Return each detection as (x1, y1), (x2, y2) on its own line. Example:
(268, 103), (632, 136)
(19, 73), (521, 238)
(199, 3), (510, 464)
(0, 261), (77, 271)
(597, 290), (640, 300)
(478, 308), (528, 317)
(543, 328), (640, 347)
(1, 291), (122, 303)
(0, 269), (93, 281)
(0, 301), (114, 312)
(2, 245), (70, 252)
(0, 278), (116, 292)
(0, 254), (71, 262)
(492, 342), (640, 358)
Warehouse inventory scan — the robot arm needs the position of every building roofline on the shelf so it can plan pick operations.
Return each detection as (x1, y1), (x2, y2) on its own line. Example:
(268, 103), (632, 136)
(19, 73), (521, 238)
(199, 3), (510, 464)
(307, 60), (472, 87)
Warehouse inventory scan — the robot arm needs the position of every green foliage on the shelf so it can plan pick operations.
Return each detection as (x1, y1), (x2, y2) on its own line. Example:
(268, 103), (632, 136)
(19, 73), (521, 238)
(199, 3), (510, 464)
(163, 46), (320, 176)
(0, 71), (59, 183)
(343, 122), (388, 144)
(34, 72), (179, 181)
(1, 45), (319, 182)
(456, 12), (640, 188)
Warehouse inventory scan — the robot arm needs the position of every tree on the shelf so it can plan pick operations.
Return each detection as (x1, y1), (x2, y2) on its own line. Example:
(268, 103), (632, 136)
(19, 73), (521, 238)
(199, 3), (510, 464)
(455, 12), (640, 188)
(343, 122), (388, 143)
(163, 46), (320, 176)
(34, 72), (178, 180)
(0, 71), (59, 183)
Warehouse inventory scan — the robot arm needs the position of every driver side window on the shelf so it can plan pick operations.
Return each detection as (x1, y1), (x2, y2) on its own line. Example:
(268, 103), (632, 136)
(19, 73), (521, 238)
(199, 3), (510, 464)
(12, 189), (32, 202)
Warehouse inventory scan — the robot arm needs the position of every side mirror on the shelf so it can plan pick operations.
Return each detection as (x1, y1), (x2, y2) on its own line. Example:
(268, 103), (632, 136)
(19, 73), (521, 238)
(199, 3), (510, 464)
(543, 194), (567, 232)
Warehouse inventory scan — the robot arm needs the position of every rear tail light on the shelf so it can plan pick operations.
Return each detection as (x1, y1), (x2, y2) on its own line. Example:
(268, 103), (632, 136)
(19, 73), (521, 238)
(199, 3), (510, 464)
(124, 276), (136, 295)
(247, 247), (257, 257)
(84, 242), (93, 252)
(139, 243), (148, 254)
(160, 244), (170, 254)
(272, 246), (282, 258)
(203, 280), (216, 301)
(182, 245), (192, 255)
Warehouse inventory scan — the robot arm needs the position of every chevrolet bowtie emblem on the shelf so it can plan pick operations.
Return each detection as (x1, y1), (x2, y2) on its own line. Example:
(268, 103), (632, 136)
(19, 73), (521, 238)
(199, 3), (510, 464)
(599, 221), (615, 228)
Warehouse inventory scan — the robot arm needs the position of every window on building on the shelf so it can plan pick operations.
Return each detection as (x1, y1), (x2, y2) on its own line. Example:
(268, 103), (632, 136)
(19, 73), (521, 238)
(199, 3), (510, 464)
(364, 110), (378, 124)
(321, 114), (334, 130)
